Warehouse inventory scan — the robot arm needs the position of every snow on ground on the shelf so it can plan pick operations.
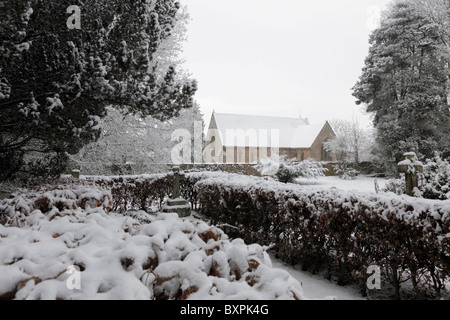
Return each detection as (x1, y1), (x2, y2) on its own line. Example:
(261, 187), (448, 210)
(295, 175), (390, 194)
(269, 253), (364, 300)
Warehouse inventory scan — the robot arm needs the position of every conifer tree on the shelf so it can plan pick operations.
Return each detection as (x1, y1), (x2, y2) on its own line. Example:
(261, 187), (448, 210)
(0, 0), (197, 180)
(353, 1), (450, 170)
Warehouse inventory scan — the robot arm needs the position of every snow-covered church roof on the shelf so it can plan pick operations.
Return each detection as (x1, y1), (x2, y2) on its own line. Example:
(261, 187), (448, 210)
(209, 112), (329, 148)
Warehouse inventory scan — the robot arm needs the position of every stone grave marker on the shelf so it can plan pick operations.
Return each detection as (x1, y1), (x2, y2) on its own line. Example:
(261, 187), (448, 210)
(398, 152), (423, 197)
(162, 166), (191, 217)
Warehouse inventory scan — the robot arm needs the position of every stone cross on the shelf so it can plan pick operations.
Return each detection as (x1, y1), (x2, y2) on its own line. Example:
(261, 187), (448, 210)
(171, 166), (185, 199)
(398, 152), (423, 197)
(163, 166), (190, 218)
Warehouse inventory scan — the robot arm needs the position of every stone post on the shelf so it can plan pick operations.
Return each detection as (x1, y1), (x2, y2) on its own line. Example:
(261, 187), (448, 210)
(171, 166), (184, 199)
(397, 152), (423, 197)
(162, 166), (191, 217)
(71, 169), (80, 179)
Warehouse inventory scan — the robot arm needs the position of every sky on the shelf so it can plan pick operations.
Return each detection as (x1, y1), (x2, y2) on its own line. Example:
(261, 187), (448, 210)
(181, 0), (393, 130)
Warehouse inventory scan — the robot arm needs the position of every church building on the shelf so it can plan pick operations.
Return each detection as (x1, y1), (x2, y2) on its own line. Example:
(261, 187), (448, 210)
(204, 112), (336, 164)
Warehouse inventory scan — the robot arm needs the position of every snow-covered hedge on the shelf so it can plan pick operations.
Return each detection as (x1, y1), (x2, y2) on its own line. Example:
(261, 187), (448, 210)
(0, 183), (304, 300)
(191, 173), (450, 299)
(84, 171), (221, 213)
(255, 156), (327, 183)
(83, 174), (170, 212)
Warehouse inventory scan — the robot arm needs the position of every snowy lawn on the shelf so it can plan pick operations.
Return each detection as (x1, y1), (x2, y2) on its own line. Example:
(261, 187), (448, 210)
(295, 175), (390, 194)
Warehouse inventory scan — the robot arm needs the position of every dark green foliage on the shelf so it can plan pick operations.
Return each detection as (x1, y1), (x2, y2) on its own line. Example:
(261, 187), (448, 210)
(0, 0), (197, 180)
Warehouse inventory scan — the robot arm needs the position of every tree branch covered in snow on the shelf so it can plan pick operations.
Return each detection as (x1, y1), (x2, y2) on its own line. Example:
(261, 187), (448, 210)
(324, 119), (375, 164)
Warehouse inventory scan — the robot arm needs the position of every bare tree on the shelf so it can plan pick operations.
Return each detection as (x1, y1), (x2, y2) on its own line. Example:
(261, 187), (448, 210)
(325, 119), (375, 163)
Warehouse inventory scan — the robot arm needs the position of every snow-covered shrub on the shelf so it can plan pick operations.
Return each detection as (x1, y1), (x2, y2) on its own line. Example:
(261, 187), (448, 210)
(382, 153), (450, 200)
(89, 174), (170, 212)
(333, 162), (359, 180)
(382, 178), (406, 195)
(0, 184), (112, 226)
(296, 159), (328, 180)
(89, 172), (203, 212)
(255, 156), (327, 183)
(274, 157), (300, 184)
(421, 153), (450, 200)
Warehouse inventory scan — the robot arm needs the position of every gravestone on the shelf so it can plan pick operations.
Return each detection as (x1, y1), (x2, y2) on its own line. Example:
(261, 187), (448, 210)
(398, 152), (423, 197)
(71, 169), (80, 179)
(162, 166), (191, 217)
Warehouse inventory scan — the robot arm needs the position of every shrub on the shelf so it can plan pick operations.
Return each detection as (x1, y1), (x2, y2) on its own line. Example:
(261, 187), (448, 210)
(333, 162), (359, 180)
(383, 153), (450, 200)
(421, 153), (450, 200)
(382, 178), (406, 195)
(255, 156), (327, 183)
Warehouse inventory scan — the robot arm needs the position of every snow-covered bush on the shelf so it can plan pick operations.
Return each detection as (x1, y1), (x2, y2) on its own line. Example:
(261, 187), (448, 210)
(273, 157), (300, 184)
(382, 178), (406, 195)
(383, 153), (450, 200)
(88, 172), (202, 212)
(333, 162), (359, 180)
(255, 156), (327, 183)
(87, 174), (170, 212)
(0, 184), (112, 226)
(421, 153), (450, 200)
(296, 159), (328, 180)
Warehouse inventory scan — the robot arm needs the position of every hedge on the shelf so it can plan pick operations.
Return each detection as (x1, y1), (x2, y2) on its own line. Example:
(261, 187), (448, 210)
(192, 173), (450, 299)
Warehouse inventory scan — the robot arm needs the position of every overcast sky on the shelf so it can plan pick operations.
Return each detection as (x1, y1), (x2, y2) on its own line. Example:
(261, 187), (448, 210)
(181, 0), (393, 129)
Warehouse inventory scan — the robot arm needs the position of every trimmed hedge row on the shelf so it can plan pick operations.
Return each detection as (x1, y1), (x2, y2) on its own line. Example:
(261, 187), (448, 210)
(85, 172), (450, 299)
(86, 174), (170, 212)
(193, 173), (450, 299)
(85, 173), (203, 212)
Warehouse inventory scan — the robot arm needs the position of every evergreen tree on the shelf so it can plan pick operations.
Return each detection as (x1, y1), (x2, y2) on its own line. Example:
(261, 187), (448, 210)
(352, 1), (450, 170)
(0, 0), (197, 180)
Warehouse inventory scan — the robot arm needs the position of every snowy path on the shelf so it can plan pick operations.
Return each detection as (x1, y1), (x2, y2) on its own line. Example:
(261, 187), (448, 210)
(269, 253), (364, 300)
